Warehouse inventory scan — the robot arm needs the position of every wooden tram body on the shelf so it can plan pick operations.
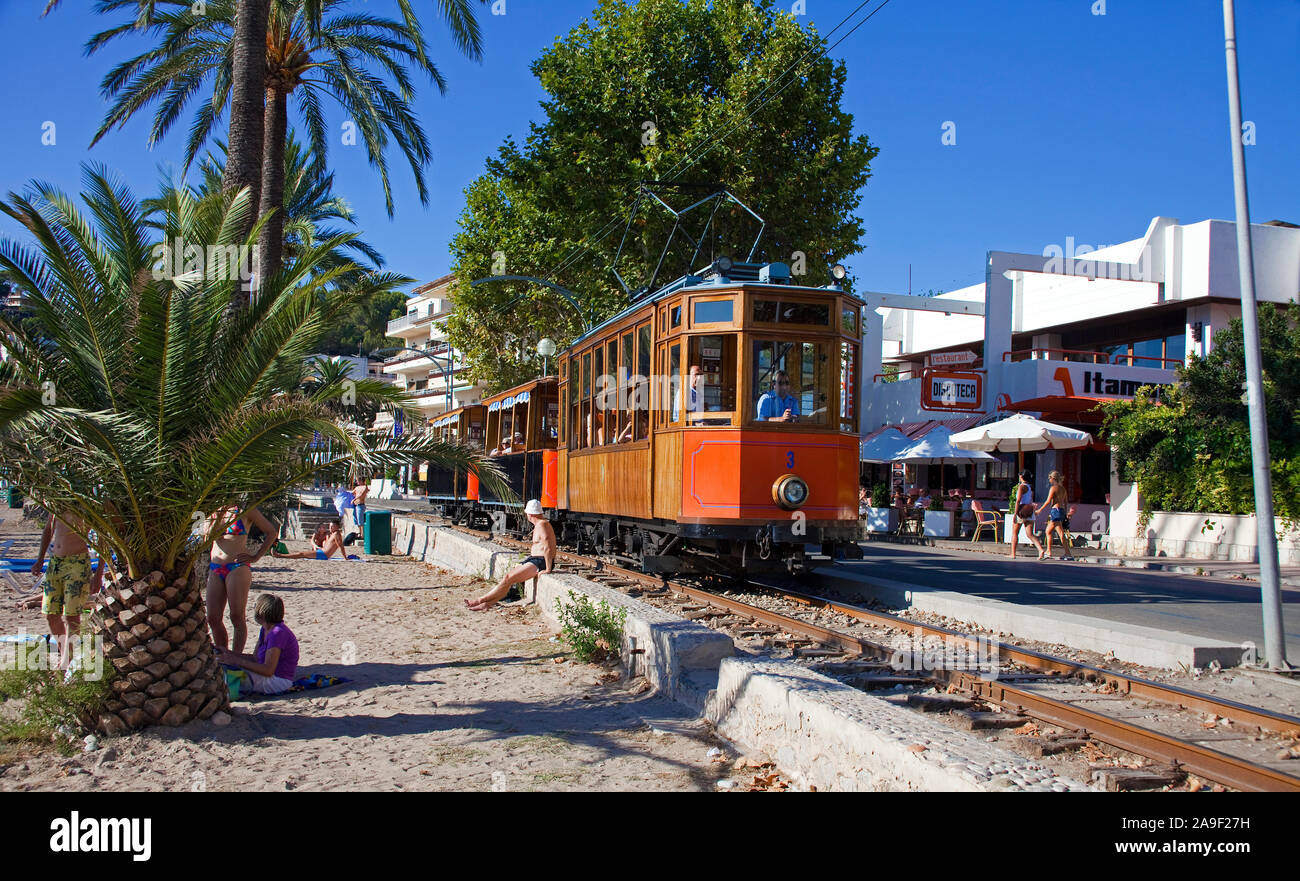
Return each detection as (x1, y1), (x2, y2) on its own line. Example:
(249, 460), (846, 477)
(425, 261), (866, 574)
(425, 379), (560, 528)
(552, 261), (866, 574)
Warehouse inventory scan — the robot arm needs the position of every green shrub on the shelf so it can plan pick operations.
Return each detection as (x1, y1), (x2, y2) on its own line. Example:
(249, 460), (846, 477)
(0, 657), (116, 754)
(555, 590), (626, 664)
(871, 483), (890, 507)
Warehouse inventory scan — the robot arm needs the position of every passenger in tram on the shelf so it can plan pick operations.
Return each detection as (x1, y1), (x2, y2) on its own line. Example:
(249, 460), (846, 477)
(756, 371), (800, 422)
(613, 418), (634, 444)
(488, 439), (508, 458)
(585, 410), (605, 446)
(687, 364), (703, 413)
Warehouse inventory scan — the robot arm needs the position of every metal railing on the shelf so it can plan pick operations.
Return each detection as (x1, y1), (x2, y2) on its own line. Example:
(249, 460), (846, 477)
(1003, 348), (1182, 369)
(384, 341), (453, 367)
(385, 310), (436, 334)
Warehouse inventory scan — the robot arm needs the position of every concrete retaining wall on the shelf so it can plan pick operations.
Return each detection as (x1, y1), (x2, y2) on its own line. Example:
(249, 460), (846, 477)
(1109, 510), (1300, 564)
(389, 515), (1089, 791)
(705, 658), (1084, 791)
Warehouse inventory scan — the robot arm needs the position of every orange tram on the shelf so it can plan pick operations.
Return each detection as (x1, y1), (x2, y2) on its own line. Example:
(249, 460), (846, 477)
(426, 259), (867, 575)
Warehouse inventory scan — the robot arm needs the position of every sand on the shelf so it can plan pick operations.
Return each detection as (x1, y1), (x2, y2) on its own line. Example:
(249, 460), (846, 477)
(0, 516), (740, 792)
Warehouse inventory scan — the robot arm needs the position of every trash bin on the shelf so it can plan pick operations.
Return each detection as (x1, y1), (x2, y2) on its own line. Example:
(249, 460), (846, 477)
(364, 510), (391, 555)
(6, 487), (22, 509)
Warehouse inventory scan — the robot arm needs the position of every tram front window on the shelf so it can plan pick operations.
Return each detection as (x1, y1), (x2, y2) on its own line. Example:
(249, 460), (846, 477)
(751, 340), (830, 426)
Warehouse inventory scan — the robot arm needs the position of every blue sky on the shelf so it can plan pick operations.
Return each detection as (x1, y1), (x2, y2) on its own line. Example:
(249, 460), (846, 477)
(0, 0), (1296, 298)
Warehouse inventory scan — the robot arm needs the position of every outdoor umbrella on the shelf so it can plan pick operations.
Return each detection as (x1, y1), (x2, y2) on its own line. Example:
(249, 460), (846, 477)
(860, 427), (912, 463)
(893, 426), (996, 493)
(948, 412), (1093, 472)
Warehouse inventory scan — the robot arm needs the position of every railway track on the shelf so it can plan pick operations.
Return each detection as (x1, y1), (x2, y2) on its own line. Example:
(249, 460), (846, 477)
(427, 517), (1300, 792)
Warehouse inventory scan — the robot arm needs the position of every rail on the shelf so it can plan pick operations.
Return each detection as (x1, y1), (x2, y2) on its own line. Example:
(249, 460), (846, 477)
(1003, 347), (1110, 363)
(1002, 348), (1183, 369)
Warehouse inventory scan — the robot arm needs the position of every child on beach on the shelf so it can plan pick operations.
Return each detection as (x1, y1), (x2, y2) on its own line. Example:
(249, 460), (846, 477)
(216, 594), (299, 695)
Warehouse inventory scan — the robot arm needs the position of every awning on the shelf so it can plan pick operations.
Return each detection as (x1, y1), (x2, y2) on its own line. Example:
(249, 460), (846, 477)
(1001, 395), (1118, 425)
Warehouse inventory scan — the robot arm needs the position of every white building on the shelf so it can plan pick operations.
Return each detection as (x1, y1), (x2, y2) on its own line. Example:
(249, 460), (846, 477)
(861, 216), (1300, 541)
(381, 274), (487, 425)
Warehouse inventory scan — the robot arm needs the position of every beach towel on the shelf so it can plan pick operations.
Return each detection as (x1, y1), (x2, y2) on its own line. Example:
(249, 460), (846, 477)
(235, 673), (352, 700)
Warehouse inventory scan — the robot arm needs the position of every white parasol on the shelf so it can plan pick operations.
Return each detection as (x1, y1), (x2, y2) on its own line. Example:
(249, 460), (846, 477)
(860, 427), (912, 463)
(949, 413), (1093, 471)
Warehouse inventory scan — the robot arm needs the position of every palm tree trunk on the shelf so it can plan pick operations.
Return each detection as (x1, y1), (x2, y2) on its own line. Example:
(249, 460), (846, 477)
(223, 0), (271, 241)
(92, 563), (229, 732)
(257, 84), (289, 285)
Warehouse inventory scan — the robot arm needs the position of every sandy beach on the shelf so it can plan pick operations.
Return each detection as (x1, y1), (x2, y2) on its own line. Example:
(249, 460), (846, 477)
(0, 517), (746, 792)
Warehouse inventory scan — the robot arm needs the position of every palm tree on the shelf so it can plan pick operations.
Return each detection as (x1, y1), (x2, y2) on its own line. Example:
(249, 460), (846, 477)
(0, 167), (510, 731)
(195, 132), (388, 278)
(82, 0), (486, 283)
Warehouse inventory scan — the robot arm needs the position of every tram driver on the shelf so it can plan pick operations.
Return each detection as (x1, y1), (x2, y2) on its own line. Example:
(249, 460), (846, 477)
(756, 370), (800, 423)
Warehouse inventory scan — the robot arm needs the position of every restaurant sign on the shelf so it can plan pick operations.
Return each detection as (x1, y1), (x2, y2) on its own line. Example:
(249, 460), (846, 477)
(927, 350), (978, 367)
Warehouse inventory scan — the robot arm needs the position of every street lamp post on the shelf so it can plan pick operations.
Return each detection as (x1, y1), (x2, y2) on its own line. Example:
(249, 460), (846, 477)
(537, 337), (556, 377)
(369, 344), (456, 417)
(1222, 0), (1287, 669)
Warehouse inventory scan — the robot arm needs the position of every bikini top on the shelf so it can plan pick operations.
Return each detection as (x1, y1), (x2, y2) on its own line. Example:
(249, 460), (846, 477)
(224, 518), (247, 537)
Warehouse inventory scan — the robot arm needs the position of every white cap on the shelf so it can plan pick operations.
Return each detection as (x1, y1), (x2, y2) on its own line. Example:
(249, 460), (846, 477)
(524, 499), (543, 515)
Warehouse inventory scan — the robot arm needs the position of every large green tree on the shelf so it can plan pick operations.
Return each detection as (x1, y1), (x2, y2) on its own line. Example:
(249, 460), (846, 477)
(448, 0), (876, 390)
(0, 168), (509, 731)
(1103, 303), (1300, 520)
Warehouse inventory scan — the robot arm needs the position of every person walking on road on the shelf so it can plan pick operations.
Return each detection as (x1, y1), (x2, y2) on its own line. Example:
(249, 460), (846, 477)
(1037, 471), (1072, 561)
(1009, 469), (1045, 560)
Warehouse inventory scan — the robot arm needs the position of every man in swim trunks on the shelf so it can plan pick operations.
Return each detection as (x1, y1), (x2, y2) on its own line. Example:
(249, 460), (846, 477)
(467, 499), (555, 611)
(31, 511), (101, 668)
(206, 505), (279, 653)
(273, 520), (354, 560)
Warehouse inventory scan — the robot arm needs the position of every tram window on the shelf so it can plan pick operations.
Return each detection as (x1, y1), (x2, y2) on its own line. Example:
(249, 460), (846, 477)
(693, 300), (733, 325)
(605, 340), (618, 445)
(751, 340), (830, 426)
(500, 408), (514, 447)
(618, 332), (634, 443)
(840, 341), (858, 433)
(670, 305), (682, 329)
(687, 335), (736, 424)
(668, 343), (681, 423)
(842, 307), (859, 336)
(753, 299), (830, 326)
(559, 390), (567, 445)
(636, 323), (651, 440)
(544, 401), (559, 443)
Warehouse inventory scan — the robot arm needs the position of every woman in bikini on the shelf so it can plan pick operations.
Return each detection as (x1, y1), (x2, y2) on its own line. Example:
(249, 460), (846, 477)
(206, 504), (278, 653)
(1036, 471), (1072, 561)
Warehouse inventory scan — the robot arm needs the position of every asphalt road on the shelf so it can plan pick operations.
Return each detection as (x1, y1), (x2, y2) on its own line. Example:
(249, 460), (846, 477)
(833, 543), (1300, 661)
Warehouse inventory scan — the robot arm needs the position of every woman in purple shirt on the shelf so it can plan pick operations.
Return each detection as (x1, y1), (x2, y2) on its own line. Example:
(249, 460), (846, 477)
(216, 594), (299, 695)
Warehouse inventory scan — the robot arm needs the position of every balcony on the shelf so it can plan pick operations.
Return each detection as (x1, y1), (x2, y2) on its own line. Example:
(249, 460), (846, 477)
(383, 341), (454, 369)
(386, 311), (434, 335)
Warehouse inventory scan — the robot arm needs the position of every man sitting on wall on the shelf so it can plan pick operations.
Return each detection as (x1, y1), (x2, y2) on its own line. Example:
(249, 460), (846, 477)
(756, 371), (800, 422)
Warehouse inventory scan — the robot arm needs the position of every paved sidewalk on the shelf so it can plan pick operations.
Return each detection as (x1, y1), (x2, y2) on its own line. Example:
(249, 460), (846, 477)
(910, 535), (1300, 587)
(841, 539), (1300, 662)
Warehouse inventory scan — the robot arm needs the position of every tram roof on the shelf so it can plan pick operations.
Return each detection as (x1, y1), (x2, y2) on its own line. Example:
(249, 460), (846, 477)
(566, 262), (862, 349)
(480, 375), (558, 410)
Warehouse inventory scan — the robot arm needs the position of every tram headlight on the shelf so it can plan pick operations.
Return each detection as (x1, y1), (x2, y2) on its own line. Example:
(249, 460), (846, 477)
(772, 474), (809, 510)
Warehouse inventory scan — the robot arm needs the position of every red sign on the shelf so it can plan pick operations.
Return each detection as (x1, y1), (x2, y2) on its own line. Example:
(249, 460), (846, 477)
(922, 371), (983, 411)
